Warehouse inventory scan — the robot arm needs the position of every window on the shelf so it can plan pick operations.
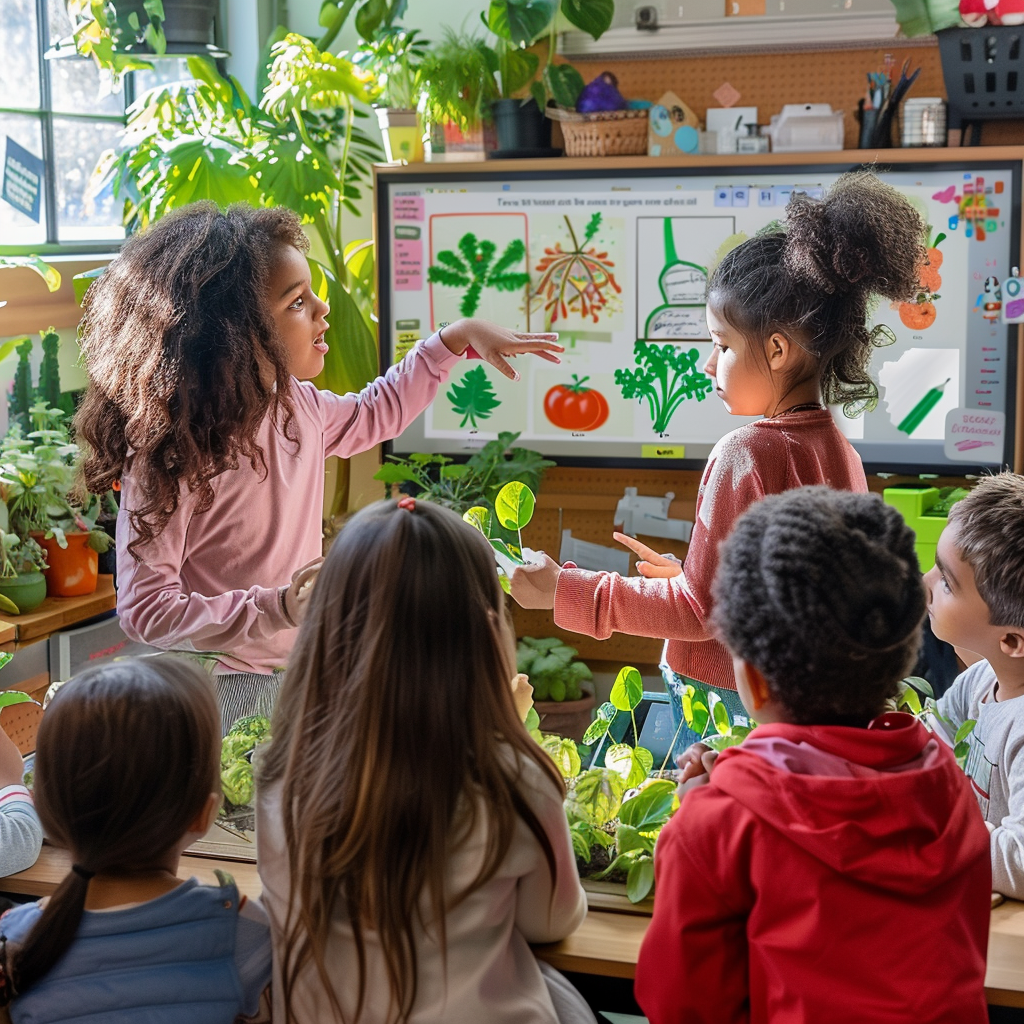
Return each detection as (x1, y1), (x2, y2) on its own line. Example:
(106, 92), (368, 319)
(0, 0), (191, 253)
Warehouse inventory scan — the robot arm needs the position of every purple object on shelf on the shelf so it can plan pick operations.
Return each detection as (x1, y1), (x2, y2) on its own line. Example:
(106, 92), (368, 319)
(576, 72), (628, 114)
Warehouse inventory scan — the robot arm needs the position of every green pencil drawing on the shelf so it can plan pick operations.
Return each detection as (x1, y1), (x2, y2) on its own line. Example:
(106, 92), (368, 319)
(615, 342), (713, 435)
(427, 232), (531, 318)
(447, 364), (501, 429)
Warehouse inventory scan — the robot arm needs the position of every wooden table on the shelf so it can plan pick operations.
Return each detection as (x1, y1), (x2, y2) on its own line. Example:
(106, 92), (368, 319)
(0, 575), (116, 644)
(4, 846), (1023, 1005)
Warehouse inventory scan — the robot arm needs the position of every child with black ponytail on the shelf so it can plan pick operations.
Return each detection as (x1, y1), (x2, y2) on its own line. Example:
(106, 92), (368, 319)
(511, 170), (927, 752)
(0, 658), (270, 1024)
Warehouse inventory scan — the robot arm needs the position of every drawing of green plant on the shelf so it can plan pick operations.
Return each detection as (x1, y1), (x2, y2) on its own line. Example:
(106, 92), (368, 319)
(447, 364), (501, 429)
(427, 232), (531, 317)
(615, 342), (713, 435)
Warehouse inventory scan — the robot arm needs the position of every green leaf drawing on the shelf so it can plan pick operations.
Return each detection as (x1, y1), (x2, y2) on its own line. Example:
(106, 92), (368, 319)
(610, 666), (643, 712)
(615, 342), (714, 435)
(447, 365), (501, 429)
(494, 481), (535, 532)
(427, 232), (530, 317)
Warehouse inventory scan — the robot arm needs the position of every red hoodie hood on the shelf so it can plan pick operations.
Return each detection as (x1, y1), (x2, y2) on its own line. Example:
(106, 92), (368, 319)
(710, 713), (987, 896)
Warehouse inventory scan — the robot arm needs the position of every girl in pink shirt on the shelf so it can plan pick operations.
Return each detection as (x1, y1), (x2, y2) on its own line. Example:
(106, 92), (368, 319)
(74, 202), (561, 727)
(511, 171), (926, 751)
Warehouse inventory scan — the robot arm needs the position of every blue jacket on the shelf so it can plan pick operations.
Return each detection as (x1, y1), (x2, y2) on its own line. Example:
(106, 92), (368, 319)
(1, 877), (270, 1024)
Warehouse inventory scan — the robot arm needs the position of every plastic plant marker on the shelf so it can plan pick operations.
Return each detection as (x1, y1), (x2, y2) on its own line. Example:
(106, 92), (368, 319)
(610, 666), (643, 712)
(898, 378), (949, 435)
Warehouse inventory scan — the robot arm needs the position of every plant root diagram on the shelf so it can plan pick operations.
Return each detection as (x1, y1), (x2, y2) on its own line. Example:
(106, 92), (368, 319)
(427, 232), (530, 318)
(447, 364), (501, 429)
(615, 342), (713, 435)
(544, 375), (610, 432)
(533, 213), (622, 327)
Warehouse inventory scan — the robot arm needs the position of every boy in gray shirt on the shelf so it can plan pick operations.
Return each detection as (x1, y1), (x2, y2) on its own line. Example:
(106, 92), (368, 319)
(928, 473), (1024, 898)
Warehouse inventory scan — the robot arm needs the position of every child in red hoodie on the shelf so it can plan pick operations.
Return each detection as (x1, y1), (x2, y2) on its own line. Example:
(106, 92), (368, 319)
(635, 487), (991, 1024)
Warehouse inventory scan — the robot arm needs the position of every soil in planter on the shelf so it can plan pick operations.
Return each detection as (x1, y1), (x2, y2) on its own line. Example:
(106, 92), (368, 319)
(577, 845), (628, 886)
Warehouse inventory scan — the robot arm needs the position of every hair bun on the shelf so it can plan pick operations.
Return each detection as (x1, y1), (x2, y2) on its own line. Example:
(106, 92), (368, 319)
(783, 170), (925, 301)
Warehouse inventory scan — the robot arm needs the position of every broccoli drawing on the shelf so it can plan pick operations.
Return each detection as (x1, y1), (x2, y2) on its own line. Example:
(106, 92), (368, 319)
(427, 232), (531, 317)
(615, 342), (713, 435)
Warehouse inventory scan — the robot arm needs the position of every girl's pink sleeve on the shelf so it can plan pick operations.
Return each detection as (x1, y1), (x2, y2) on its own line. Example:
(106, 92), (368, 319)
(115, 488), (292, 655)
(553, 454), (765, 643)
(316, 333), (462, 457)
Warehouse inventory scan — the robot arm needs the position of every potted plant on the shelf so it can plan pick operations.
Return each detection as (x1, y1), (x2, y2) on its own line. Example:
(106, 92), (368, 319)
(421, 28), (500, 158)
(0, 526), (48, 616)
(60, 0), (221, 78)
(354, 26), (430, 162)
(517, 636), (595, 740)
(0, 404), (113, 599)
(484, 0), (616, 154)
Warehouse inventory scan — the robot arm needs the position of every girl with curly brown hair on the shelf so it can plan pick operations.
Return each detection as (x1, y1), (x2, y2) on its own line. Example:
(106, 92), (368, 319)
(511, 170), (926, 752)
(74, 202), (561, 727)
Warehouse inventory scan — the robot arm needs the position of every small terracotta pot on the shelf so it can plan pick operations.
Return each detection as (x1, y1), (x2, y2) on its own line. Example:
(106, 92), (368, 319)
(31, 531), (99, 598)
(535, 686), (596, 743)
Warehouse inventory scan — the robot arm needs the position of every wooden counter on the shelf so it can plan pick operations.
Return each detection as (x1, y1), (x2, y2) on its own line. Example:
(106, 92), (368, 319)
(4, 844), (1024, 1005)
(0, 575), (116, 644)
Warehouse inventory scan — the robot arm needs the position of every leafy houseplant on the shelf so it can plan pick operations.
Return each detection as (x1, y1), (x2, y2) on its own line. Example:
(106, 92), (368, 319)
(517, 636), (595, 741)
(0, 527), (48, 615)
(354, 26), (430, 162)
(420, 28), (500, 148)
(373, 430), (554, 525)
(0, 404), (113, 601)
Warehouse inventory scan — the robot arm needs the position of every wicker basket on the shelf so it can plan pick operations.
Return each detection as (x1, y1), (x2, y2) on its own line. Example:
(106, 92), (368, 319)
(546, 108), (649, 157)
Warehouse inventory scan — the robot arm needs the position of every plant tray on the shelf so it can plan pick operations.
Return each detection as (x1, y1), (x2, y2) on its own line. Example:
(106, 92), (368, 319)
(582, 879), (653, 916)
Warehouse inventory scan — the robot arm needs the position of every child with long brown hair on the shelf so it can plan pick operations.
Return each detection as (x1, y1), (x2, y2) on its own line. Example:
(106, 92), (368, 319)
(74, 202), (561, 728)
(256, 498), (595, 1024)
(0, 657), (271, 1023)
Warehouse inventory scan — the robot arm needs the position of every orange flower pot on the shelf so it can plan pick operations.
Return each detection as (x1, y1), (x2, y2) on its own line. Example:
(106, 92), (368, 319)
(31, 531), (99, 598)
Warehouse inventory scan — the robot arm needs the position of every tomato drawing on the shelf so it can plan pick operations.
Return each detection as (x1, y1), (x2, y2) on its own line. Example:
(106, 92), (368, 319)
(544, 375), (610, 431)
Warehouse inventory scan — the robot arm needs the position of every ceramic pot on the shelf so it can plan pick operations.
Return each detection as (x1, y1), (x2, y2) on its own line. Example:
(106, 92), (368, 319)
(0, 572), (47, 615)
(31, 531), (99, 598)
(376, 108), (425, 163)
(535, 686), (596, 742)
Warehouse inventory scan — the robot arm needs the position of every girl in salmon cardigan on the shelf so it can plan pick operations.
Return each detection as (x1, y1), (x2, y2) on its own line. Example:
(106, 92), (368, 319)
(511, 171), (925, 750)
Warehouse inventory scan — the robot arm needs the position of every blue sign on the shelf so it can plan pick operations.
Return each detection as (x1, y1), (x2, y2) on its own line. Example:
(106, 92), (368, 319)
(3, 137), (44, 223)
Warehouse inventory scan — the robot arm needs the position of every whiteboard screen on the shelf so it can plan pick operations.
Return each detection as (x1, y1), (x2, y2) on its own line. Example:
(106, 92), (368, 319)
(377, 160), (1020, 473)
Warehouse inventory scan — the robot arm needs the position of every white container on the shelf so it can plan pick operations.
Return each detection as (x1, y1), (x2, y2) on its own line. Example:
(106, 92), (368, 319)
(766, 103), (844, 152)
(901, 98), (946, 147)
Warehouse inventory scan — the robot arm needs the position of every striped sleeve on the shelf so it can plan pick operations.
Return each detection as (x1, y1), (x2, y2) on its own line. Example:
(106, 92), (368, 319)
(0, 786), (44, 876)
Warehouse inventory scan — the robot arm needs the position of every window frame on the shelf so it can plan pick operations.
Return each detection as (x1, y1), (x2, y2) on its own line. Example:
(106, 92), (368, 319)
(0, 0), (134, 256)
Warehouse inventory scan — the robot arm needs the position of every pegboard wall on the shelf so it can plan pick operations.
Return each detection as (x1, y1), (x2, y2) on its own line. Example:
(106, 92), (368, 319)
(513, 464), (976, 667)
(570, 38), (1024, 149)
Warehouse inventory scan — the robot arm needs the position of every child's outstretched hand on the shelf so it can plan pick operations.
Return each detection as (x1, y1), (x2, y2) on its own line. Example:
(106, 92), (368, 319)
(509, 555), (575, 610)
(613, 533), (683, 579)
(283, 556), (323, 627)
(440, 319), (563, 382)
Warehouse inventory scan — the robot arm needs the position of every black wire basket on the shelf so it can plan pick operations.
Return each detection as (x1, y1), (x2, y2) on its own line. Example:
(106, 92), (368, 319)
(936, 26), (1024, 141)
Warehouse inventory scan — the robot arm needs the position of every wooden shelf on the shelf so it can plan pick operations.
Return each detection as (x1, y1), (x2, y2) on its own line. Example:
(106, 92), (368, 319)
(0, 575), (116, 644)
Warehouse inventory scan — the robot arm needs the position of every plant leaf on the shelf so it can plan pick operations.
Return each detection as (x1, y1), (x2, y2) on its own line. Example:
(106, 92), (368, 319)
(626, 856), (655, 903)
(615, 823), (653, 856)
(494, 481), (535, 531)
(582, 715), (612, 745)
(903, 674), (934, 699)
(0, 691), (34, 710)
(310, 261), (379, 397)
(0, 257), (60, 293)
(544, 62), (584, 108)
(462, 505), (492, 536)
(560, 0), (614, 38)
(524, 706), (540, 732)
(954, 719), (977, 744)
(541, 734), (581, 779)
(565, 768), (625, 826)
(619, 779), (676, 829)
(610, 666), (643, 712)
(711, 695), (732, 735)
(487, 0), (558, 45)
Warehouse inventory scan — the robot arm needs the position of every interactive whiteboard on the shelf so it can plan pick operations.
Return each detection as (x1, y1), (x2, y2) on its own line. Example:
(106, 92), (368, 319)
(376, 156), (1020, 472)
